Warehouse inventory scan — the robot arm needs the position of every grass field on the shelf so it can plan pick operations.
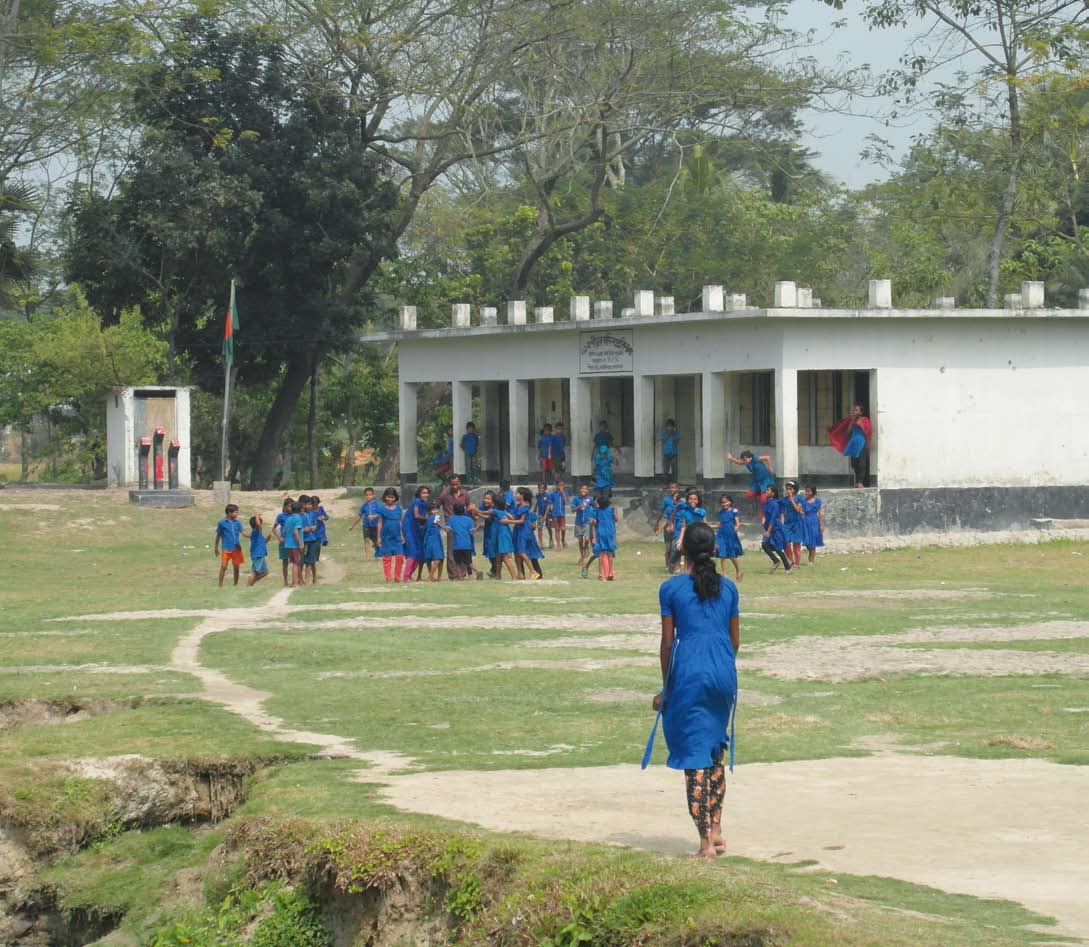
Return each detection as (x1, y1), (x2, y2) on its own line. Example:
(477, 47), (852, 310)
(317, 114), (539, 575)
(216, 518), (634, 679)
(1, 487), (1087, 946)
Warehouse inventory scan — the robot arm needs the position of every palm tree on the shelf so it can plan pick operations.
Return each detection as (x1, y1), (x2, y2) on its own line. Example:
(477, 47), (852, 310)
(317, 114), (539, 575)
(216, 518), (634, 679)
(0, 181), (40, 313)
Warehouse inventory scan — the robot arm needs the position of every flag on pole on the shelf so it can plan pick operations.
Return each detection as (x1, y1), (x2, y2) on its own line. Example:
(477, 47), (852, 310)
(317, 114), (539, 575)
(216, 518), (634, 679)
(222, 279), (240, 366)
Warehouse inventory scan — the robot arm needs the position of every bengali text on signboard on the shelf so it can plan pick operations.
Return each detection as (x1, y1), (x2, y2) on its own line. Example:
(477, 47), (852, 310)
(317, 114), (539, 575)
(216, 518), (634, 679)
(579, 330), (634, 374)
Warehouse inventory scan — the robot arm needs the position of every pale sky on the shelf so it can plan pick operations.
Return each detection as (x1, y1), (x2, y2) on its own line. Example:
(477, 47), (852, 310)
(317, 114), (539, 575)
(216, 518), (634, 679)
(787, 4), (941, 189)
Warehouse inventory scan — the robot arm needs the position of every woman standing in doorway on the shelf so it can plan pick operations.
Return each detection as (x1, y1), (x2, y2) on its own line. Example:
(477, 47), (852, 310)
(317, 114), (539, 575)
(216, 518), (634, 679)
(649, 521), (740, 860)
(829, 404), (871, 488)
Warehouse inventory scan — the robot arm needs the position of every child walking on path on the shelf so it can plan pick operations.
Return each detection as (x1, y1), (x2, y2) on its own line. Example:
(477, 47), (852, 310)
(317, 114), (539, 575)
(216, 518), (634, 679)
(571, 484), (594, 574)
(660, 419), (679, 481)
(548, 479), (568, 549)
(272, 497), (293, 585)
(348, 487), (381, 561)
(713, 495), (744, 581)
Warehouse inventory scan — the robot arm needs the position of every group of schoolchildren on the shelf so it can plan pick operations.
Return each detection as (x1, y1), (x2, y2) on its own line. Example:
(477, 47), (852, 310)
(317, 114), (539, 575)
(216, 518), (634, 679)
(653, 456), (826, 578)
(348, 477), (619, 582)
(212, 495), (329, 588)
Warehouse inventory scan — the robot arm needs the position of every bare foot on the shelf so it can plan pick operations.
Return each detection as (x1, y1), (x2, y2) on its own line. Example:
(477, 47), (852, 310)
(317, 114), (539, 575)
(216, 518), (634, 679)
(689, 848), (717, 862)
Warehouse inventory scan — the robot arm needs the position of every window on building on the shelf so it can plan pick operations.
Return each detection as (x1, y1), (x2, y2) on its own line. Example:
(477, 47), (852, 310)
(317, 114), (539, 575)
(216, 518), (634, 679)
(739, 372), (773, 445)
(797, 370), (853, 445)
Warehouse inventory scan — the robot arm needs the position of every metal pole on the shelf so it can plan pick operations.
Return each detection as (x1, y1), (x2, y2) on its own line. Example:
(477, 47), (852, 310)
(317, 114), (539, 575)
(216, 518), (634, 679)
(220, 362), (233, 481)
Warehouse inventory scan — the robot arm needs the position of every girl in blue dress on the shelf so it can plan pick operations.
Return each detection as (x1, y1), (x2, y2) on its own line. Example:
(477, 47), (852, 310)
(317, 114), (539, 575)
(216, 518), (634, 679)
(473, 491), (499, 579)
(673, 489), (707, 558)
(400, 504), (421, 582)
(802, 485), (825, 563)
(650, 521), (739, 860)
(589, 492), (617, 580)
(421, 500), (446, 581)
(713, 494), (744, 581)
(760, 485), (791, 573)
(592, 443), (615, 494)
(375, 487), (405, 582)
(726, 449), (775, 512)
(513, 487), (545, 578)
(491, 496), (518, 580)
(782, 481), (805, 568)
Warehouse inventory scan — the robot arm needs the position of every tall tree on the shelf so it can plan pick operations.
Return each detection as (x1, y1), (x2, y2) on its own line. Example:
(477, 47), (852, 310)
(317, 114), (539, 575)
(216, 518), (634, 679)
(66, 20), (399, 485)
(863, 0), (1089, 304)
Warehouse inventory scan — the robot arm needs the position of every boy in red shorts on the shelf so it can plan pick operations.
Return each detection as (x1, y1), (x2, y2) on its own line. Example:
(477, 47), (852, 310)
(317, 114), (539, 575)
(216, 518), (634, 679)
(214, 504), (246, 586)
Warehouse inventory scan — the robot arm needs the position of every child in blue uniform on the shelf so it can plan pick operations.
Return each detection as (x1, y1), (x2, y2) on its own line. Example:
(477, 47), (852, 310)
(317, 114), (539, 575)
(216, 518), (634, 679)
(592, 443), (614, 494)
(421, 500), (446, 581)
(571, 484), (594, 573)
(537, 423), (554, 484)
(760, 485), (791, 573)
(782, 482), (805, 568)
(499, 479), (516, 511)
(551, 422), (567, 479)
(548, 478), (568, 549)
(348, 486), (381, 561)
(282, 500), (306, 587)
(214, 503), (246, 587)
(588, 492), (617, 581)
(673, 489), (707, 554)
(727, 449), (775, 511)
(272, 497), (293, 585)
(802, 486), (825, 563)
(400, 503), (421, 582)
(247, 514), (270, 586)
(513, 487), (545, 578)
(460, 422), (480, 484)
(653, 482), (680, 571)
(712, 494), (744, 581)
(491, 496), (518, 580)
(535, 482), (552, 549)
(660, 419), (679, 481)
(474, 491), (499, 579)
(446, 503), (478, 579)
(376, 487), (405, 582)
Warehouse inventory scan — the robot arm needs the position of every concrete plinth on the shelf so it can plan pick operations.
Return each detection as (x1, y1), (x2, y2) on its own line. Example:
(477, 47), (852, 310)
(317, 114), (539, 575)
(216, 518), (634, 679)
(129, 489), (195, 508)
(212, 480), (231, 504)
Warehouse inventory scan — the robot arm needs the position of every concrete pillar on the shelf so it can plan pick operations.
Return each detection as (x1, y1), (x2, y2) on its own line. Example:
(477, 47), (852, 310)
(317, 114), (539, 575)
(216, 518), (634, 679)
(656, 296), (675, 316)
(868, 279), (892, 309)
(569, 375), (592, 479)
(592, 300), (613, 319)
(774, 368), (799, 480)
(508, 380), (530, 478)
(634, 290), (654, 317)
(797, 287), (813, 308)
(633, 374), (655, 479)
(1004, 293), (1023, 311)
(175, 387), (193, 489)
(723, 372), (742, 460)
(1079, 289), (1089, 310)
(1021, 281), (1044, 309)
(452, 303), (471, 327)
(702, 285), (724, 312)
(726, 293), (747, 310)
(480, 306), (498, 326)
(451, 380), (473, 477)
(535, 306), (554, 324)
(701, 372), (725, 480)
(507, 300), (526, 325)
(571, 296), (590, 321)
(479, 382), (501, 478)
(398, 381), (419, 478)
(774, 281), (797, 307)
(399, 305), (417, 330)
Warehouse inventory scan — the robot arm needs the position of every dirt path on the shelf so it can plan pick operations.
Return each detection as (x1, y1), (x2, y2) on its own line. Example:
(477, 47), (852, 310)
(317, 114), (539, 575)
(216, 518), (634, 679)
(377, 753), (1089, 941)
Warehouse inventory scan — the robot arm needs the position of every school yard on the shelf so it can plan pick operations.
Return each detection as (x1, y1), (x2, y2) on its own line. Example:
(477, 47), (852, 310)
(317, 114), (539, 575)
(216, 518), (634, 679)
(1, 487), (1088, 946)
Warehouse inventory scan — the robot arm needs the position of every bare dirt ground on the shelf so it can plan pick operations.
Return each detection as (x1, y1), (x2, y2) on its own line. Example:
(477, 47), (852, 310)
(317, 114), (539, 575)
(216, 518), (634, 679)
(376, 752), (1089, 942)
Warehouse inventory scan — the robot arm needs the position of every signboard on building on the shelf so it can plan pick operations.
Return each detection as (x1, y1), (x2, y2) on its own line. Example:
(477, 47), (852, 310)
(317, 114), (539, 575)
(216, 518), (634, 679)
(579, 330), (634, 374)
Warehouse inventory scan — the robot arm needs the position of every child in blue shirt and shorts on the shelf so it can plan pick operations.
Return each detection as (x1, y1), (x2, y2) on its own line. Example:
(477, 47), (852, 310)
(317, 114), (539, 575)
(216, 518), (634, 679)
(247, 514), (270, 586)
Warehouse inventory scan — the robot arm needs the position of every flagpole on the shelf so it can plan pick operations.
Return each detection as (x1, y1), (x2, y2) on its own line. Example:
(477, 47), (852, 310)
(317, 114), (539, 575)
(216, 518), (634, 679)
(219, 279), (236, 482)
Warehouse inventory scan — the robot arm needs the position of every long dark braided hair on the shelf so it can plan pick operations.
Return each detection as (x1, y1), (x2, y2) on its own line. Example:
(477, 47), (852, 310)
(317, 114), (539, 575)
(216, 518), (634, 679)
(682, 521), (721, 602)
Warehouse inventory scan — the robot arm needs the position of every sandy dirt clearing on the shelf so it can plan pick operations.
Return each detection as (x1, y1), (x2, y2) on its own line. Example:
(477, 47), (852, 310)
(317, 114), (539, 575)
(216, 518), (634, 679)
(377, 754), (1089, 940)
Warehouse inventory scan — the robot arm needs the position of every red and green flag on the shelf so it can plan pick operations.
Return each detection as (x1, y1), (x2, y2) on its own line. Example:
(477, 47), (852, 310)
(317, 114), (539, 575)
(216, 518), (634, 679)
(222, 279), (240, 366)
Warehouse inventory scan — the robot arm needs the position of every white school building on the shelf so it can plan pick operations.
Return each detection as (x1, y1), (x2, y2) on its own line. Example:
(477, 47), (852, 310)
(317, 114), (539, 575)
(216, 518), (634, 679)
(368, 280), (1089, 530)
